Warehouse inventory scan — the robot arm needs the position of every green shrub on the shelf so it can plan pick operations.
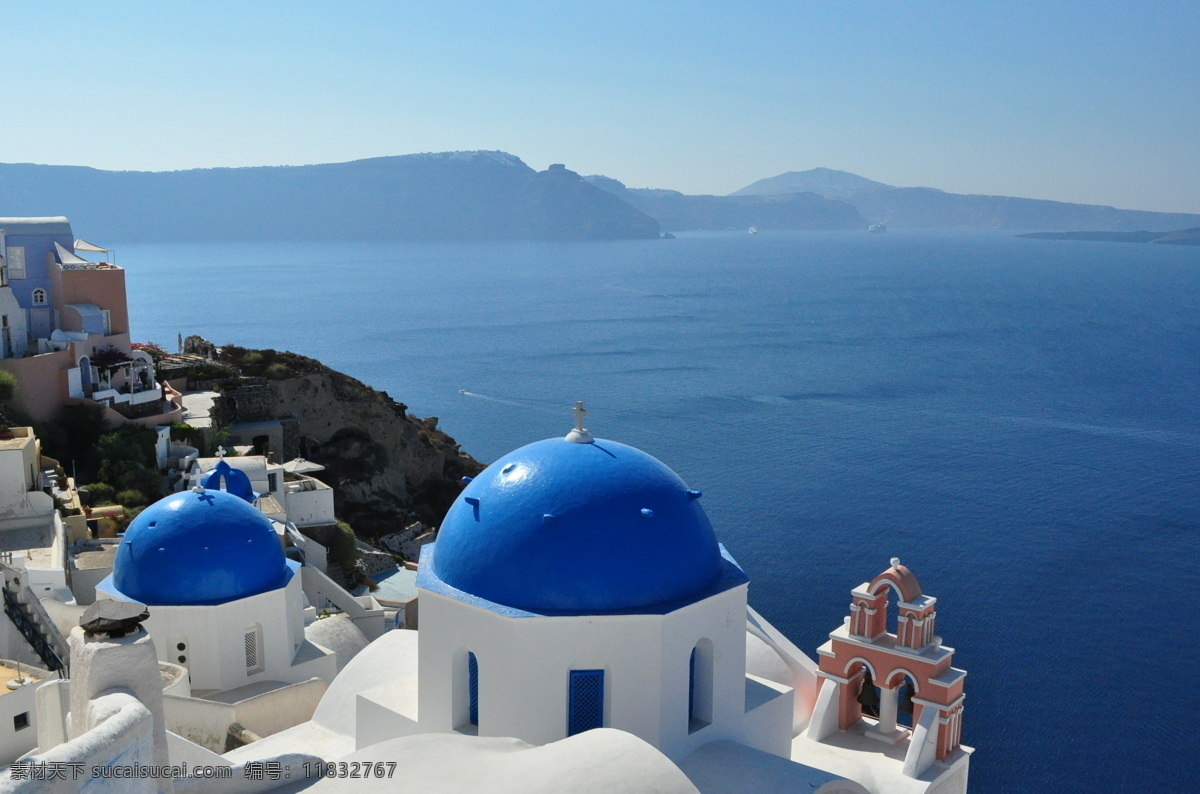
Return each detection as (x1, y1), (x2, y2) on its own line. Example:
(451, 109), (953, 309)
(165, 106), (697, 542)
(97, 460), (163, 500)
(329, 520), (360, 567)
(116, 489), (150, 507)
(170, 423), (202, 445)
(264, 363), (292, 380)
(35, 404), (108, 480)
(190, 362), (239, 381)
(52, 495), (80, 516)
(96, 425), (157, 469)
(84, 482), (116, 506)
(0, 369), (16, 403)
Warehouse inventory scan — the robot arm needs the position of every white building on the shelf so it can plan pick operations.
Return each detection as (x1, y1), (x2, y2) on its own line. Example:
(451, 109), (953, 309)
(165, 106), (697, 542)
(0, 429), (53, 531)
(93, 487), (345, 695)
(188, 455), (335, 529)
(1, 411), (971, 792)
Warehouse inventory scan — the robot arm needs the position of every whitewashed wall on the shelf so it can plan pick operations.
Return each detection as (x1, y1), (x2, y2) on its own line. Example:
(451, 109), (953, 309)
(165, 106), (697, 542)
(96, 572), (334, 694)
(416, 583), (760, 763)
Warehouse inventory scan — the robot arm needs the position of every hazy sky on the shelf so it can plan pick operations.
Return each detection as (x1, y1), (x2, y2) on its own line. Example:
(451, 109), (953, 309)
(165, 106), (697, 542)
(3, 1), (1197, 212)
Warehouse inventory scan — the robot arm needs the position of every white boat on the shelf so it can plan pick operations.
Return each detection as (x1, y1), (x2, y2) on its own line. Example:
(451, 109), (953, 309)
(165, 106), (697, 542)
(869, 223), (887, 234)
(748, 226), (759, 235)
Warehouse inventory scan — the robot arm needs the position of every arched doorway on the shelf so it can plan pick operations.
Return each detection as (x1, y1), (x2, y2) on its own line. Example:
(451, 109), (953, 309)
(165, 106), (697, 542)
(78, 355), (92, 395)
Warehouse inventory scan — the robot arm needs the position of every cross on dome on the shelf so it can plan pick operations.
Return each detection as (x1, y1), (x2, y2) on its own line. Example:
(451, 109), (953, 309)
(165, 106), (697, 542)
(565, 400), (594, 444)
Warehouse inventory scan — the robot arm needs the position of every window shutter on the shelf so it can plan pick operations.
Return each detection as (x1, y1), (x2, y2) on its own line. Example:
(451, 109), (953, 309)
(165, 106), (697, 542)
(568, 669), (604, 736)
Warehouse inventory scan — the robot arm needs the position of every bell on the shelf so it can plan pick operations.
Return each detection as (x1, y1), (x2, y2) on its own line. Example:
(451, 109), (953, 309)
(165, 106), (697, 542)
(857, 669), (880, 716)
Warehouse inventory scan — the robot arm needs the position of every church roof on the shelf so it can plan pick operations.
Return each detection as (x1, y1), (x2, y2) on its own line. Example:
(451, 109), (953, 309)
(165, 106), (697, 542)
(108, 488), (291, 605)
(201, 459), (257, 502)
(429, 436), (727, 613)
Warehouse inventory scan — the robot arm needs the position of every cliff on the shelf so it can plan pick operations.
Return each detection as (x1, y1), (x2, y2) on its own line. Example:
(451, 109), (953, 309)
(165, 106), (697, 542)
(0, 152), (660, 242)
(197, 341), (484, 536)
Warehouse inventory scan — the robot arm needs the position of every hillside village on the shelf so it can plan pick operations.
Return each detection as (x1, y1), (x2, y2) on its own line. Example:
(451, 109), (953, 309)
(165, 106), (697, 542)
(0, 217), (971, 793)
(0, 217), (482, 756)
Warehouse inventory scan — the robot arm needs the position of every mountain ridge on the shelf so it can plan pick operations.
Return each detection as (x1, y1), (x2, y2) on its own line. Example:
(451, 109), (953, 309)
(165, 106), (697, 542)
(729, 168), (1200, 232)
(584, 175), (863, 231)
(730, 168), (891, 201)
(0, 153), (660, 242)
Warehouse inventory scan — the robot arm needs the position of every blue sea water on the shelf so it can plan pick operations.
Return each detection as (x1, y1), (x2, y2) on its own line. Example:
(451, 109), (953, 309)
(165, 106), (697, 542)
(121, 230), (1199, 791)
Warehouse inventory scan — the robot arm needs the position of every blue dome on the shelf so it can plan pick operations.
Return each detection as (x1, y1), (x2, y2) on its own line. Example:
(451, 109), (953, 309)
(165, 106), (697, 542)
(201, 460), (256, 502)
(432, 437), (723, 612)
(111, 488), (290, 605)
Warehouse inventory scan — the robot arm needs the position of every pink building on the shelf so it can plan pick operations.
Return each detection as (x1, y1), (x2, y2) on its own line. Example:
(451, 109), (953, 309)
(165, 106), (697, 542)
(799, 558), (971, 785)
(0, 217), (181, 427)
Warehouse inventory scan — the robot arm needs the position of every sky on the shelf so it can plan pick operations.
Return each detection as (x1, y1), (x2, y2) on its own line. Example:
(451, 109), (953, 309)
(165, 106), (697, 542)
(2, 1), (1198, 213)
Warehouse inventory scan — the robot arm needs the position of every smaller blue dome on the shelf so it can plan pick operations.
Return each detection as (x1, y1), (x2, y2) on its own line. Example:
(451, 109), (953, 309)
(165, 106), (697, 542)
(111, 488), (289, 605)
(201, 460), (256, 502)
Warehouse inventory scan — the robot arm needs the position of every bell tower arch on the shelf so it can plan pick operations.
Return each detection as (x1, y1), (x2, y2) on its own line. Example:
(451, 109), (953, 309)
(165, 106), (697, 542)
(807, 558), (967, 780)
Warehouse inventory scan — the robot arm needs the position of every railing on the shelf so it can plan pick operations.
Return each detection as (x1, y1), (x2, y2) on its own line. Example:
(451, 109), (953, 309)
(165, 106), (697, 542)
(2, 585), (67, 674)
(58, 262), (118, 271)
(286, 478), (327, 493)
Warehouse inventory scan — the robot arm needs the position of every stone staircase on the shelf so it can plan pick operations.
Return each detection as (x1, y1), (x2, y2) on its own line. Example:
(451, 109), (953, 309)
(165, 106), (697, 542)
(2, 584), (67, 674)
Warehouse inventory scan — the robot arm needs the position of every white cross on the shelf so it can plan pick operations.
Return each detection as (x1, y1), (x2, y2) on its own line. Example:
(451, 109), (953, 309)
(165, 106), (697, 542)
(572, 401), (587, 432)
(216, 446), (226, 459)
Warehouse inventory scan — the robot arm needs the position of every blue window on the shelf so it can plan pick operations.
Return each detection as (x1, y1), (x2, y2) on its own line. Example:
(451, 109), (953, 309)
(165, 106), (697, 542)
(468, 652), (479, 726)
(568, 669), (604, 736)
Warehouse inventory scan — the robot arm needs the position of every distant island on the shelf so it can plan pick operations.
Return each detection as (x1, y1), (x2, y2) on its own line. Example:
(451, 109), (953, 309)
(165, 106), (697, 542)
(5, 155), (1199, 241)
(0, 154), (660, 242)
(1017, 228), (1200, 246)
(727, 167), (1200, 233)
(583, 175), (863, 232)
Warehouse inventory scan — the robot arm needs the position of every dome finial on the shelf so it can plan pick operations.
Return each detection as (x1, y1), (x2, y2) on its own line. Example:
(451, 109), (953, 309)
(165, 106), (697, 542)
(565, 400), (593, 444)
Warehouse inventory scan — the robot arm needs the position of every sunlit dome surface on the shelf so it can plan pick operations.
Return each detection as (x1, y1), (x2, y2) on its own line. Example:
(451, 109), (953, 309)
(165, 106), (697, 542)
(110, 488), (290, 605)
(432, 436), (724, 613)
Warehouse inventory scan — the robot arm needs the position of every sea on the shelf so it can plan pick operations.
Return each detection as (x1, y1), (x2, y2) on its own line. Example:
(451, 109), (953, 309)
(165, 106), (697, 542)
(119, 230), (1198, 792)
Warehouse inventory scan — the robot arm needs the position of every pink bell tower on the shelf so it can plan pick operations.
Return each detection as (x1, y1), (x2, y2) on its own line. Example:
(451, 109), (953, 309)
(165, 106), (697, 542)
(806, 558), (968, 779)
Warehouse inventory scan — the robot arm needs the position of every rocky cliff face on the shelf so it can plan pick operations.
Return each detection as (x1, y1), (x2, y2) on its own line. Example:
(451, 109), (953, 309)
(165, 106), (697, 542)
(196, 341), (484, 536)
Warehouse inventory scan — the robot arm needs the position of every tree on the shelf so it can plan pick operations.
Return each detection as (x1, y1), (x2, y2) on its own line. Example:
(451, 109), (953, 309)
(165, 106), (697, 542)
(36, 404), (109, 480)
(95, 425), (157, 469)
(0, 369), (15, 403)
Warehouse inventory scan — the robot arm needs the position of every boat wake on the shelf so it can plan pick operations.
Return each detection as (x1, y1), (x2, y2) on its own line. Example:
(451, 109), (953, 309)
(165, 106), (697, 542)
(457, 390), (561, 411)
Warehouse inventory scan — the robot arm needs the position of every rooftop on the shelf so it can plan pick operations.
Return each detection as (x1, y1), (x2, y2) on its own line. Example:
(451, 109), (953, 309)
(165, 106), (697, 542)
(72, 541), (120, 571)
(0, 217), (72, 235)
(0, 663), (41, 697)
(791, 720), (972, 794)
(0, 428), (36, 452)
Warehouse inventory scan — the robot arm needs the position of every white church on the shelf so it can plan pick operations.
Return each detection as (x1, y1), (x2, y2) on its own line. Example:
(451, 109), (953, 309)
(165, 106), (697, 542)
(0, 407), (971, 793)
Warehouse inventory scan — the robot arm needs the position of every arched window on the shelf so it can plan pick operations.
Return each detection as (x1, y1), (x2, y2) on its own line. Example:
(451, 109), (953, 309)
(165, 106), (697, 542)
(31, 288), (46, 306)
(568, 669), (604, 736)
(689, 640), (714, 733)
